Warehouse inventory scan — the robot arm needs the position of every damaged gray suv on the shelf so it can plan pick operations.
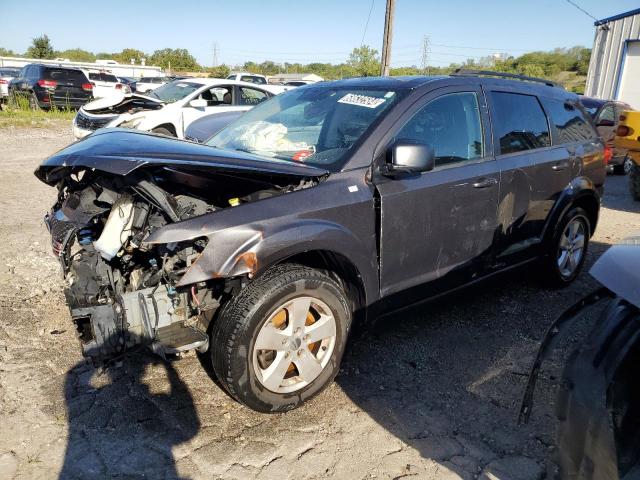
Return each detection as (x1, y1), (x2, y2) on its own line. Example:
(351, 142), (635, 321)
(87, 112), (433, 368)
(36, 72), (605, 412)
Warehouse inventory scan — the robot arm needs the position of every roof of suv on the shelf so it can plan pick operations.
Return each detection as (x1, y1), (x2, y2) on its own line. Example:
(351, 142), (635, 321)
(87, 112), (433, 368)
(309, 75), (571, 98)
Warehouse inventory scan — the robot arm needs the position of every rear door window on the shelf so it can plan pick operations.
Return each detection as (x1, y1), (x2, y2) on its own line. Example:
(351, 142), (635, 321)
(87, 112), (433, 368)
(489, 92), (550, 155)
(395, 92), (484, 167)
(238, 87), (269, 106)
(543, 98), (596, 143)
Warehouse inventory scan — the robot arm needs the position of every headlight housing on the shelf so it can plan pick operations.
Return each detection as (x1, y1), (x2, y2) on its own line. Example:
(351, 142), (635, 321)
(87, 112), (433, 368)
(119, 117), (144, 129)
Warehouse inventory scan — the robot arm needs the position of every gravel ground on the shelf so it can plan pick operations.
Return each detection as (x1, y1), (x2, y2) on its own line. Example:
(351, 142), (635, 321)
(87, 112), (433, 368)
(0, 124), (638, 480)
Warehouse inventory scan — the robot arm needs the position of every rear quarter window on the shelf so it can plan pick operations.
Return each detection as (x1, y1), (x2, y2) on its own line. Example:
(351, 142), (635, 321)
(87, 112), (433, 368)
(542, 98), (596, 144)
(489, 91), (550, 155)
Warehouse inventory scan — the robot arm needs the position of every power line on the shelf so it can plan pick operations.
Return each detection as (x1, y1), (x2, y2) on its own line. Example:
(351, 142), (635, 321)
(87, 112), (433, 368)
(361, 0), (376, 46)
(564, 0), (599, 22)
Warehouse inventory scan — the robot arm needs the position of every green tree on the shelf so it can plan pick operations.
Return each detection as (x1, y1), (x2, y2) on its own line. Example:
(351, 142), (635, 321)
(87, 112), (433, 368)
(26, 34), (54, 59)
(0, 47), (18, 57)
(209, 64), (231, 78)
(96, 52), (116, 60)
(347, 45), (380, 77)
(115, 48), (147, 64)
(149, 48), (199, 71)
(55, 48), (95, 62)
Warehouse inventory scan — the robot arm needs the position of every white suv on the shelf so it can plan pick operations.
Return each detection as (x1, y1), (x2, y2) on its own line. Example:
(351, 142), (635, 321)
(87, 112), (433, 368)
(84, 71), (131, 98)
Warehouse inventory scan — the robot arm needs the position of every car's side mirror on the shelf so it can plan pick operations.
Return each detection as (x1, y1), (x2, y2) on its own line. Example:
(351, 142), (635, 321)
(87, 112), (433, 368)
(384, 140), (435, 176)
(597, 119), (615, 127)
(189, 99), (208, 108)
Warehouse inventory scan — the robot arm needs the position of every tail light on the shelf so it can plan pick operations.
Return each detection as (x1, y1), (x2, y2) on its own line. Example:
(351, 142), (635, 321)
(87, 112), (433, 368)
(115, 83), (123, 89)
(603, 145), (613, 164)
(0, 79), (7, 85)
(616, 125), (631, 137)
(81, 83), (93, 92)
(37, 79), (57, 89)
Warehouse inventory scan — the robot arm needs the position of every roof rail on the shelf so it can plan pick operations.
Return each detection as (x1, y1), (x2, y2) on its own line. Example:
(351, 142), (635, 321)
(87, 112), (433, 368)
(451, 69), (563, 89)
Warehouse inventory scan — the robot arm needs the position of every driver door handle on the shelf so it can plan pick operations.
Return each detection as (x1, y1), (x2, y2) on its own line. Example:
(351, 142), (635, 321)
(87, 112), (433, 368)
(472, 177), (498, 189)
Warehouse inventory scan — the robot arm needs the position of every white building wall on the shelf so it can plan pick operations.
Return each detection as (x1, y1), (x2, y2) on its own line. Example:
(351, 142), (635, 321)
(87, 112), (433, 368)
(0, 56), (163, 78)
(585, 11), (640, 100)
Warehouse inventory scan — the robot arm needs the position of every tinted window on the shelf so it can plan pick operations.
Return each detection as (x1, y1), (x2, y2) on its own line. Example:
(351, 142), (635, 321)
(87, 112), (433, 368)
(543, 99), (596, 143)
(489, 92), (550, 155)
(89, 73), (118, 82)
(395, 92), (484, 166)
(44, 68), (87, 83)
(238, 87), (269, 106)
(139, 77), (150, 82)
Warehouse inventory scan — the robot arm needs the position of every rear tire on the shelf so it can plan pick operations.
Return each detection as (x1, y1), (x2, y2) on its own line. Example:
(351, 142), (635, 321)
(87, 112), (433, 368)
(630, 163), (640, 201)
(210, 264), (351, 413)
(540, 207), (590, 287)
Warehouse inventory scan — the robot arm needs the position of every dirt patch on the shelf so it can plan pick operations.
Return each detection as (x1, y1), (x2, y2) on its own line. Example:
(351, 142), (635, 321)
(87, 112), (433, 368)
(0, 126), (638, 479)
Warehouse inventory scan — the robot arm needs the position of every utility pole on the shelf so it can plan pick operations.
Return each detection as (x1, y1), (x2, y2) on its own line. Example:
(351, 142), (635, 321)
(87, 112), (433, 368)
(380, 0), (395, 76)
(421, 35), (430, 75)
(212, 42), (218, 68)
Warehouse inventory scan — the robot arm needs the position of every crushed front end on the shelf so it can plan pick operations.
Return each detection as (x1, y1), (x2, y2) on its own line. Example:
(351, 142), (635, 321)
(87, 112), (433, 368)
(35, 130), (326, 364)
(44, 173), (216, 362)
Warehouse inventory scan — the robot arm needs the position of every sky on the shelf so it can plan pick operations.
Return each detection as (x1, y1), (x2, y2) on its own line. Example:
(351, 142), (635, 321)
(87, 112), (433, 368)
(1, 0), (639, 68)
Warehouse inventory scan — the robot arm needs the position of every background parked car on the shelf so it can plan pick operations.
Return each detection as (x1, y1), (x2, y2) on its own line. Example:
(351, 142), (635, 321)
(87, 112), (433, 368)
(184, 110), (245, 142)
(73, 78), (280, 139)
(84, 71), (131, 98)
(135, 76), (170, 93)
(580, 95), (633, 175)
(0, 67), (21, 103)
(226, 72), (268, 85)
(8, 64), (93, 109)
(116, 76), (137, 93)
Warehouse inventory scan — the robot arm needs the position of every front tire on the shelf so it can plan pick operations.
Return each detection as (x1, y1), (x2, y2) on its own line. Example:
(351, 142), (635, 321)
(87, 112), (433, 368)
(541, 207), (590, 287)
(210, 264), (351, 413)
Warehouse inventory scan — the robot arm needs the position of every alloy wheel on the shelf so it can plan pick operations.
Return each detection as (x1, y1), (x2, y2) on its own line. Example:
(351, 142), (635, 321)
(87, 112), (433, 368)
(557, 219), (585, 278)
(252, 296), (337, 394)
(624, 156), (633, 175)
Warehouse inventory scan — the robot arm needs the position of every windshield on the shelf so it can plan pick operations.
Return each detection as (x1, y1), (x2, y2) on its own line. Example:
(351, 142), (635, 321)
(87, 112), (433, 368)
(207, 86), (403, 171)
(147, 81), (202, 103)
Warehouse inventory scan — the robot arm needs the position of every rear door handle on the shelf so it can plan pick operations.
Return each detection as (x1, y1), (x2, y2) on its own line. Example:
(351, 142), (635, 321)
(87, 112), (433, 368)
(552, 161), (570, 171)
(472, 177), (498, 189)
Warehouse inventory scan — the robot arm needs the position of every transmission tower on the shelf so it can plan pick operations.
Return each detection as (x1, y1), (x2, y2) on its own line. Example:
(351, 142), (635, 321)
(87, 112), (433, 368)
(212, 42), (219, 67)
(421, 35), (430, 75)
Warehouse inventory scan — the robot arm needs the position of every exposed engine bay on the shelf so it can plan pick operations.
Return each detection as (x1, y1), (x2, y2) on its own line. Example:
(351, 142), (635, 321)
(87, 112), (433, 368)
(41, 161), (319, 363)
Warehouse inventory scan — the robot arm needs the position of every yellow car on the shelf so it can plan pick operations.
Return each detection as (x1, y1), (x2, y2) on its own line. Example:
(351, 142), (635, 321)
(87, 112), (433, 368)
(614, 111), (640, 200)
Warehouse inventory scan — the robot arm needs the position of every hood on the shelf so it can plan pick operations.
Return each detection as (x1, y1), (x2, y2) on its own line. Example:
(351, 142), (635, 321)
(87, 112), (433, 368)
(35, 129), (329, 185)
(81, 93), (165, 115)
(590, 234), (640, 309)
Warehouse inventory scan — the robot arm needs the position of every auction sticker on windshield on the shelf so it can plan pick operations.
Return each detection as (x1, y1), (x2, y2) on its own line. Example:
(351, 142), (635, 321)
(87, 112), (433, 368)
(338, 93), (386, 109)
